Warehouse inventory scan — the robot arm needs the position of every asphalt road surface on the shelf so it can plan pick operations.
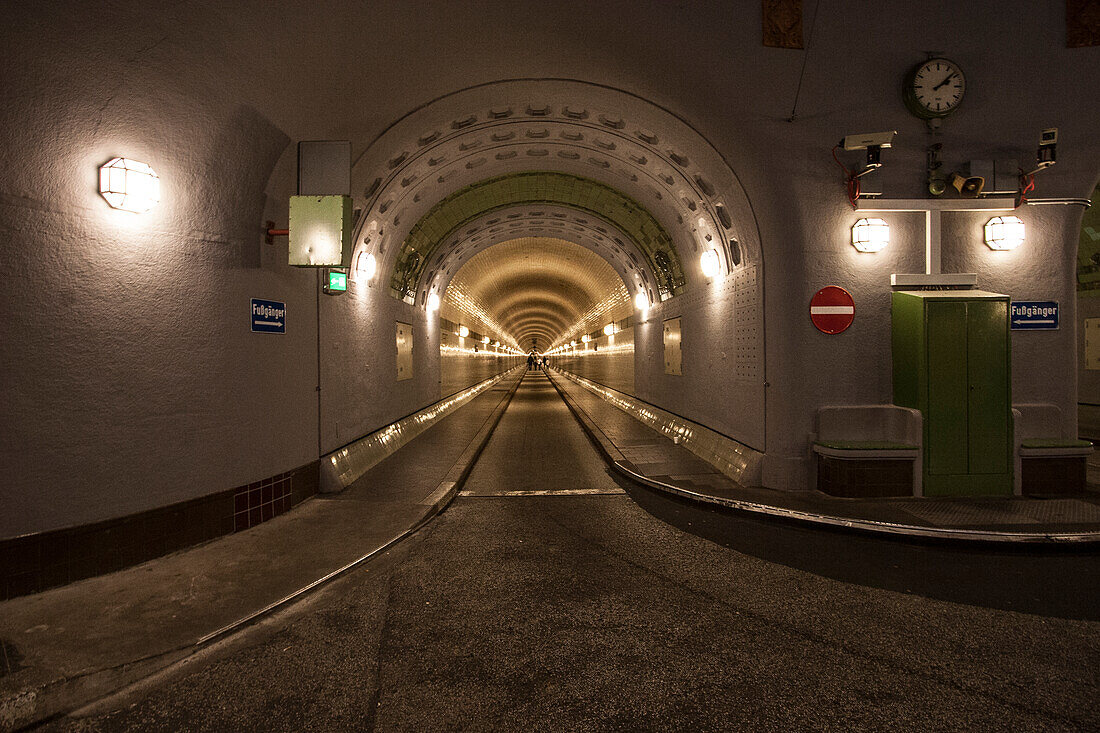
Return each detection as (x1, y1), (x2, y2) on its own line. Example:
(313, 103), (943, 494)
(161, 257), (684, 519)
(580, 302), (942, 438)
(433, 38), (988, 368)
(50, 373), (1100, 731)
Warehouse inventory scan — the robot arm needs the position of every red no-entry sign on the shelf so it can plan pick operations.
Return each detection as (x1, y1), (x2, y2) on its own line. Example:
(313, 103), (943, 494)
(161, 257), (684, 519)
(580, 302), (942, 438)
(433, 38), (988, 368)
(810, 286), (855, 334)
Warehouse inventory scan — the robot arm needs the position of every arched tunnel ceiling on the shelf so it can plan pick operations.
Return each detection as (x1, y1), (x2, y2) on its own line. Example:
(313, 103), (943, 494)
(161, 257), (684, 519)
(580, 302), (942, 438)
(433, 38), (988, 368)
(391, 171), (684, 304)
(419, 203), (663, 314)
(442, 237), (630, 350)
(351, 80), (765, 315)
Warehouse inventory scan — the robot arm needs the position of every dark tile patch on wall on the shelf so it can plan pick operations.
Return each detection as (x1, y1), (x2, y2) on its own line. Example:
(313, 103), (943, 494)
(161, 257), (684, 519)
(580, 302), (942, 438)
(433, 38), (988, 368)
(762, 0), (803, 49)
(0, 461), (319, 601)
(0, 637), (23, 677)
(234, 471), (294, 532)
(1067, 0), (1100, 48)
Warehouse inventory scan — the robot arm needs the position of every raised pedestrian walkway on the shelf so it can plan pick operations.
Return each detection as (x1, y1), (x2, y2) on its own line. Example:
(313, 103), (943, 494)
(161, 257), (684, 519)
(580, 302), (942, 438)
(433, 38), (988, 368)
(0, 370), (523, 731)
(547, 369), (1100, 544)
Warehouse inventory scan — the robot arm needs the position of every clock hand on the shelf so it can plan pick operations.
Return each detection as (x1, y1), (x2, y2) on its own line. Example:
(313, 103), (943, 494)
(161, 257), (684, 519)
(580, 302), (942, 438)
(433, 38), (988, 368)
(933, 72), (956, 91)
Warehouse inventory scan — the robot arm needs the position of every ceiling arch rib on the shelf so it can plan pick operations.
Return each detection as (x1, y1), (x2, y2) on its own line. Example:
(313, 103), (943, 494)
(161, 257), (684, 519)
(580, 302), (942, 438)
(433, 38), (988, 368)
(471, 273), (610, 318)
(442, 237), (630, 350)
(501, 308), (575, 335)
(420, 203), (660, 312)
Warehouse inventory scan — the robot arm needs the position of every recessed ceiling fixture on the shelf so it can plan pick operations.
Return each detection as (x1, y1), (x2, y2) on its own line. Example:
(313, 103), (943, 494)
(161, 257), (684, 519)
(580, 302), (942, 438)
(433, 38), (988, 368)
(354, 251), (377, 282)
(99, 157), (160, 213)
(700, 248), (720, 278)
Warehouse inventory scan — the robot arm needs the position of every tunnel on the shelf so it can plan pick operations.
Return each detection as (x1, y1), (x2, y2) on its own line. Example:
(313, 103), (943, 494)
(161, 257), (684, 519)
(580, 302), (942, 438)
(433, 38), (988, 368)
(2, 3), (1100, 730)
(331, 82), (766, 460)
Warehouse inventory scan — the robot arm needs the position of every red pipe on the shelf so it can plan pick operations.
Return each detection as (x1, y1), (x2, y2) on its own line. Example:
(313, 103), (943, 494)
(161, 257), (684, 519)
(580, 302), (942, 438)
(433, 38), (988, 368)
(264, 221), (288, 245)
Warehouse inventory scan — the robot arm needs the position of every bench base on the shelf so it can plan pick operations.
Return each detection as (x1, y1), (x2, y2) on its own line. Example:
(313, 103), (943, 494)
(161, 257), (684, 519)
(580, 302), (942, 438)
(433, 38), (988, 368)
(1021, 455), (1087, 496)
(816, 454), (914, 498)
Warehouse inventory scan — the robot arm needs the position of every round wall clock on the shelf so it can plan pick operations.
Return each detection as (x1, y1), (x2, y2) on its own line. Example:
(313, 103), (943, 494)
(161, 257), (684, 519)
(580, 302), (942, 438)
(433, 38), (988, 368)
(903, 57), (966, 119)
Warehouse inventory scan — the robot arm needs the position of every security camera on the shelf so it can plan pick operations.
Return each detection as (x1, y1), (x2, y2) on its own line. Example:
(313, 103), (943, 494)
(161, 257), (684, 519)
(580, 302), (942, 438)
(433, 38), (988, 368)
(1036, 127), (1057, 169)
(840, 131), (898, 151)
(840, 131), (898, 175)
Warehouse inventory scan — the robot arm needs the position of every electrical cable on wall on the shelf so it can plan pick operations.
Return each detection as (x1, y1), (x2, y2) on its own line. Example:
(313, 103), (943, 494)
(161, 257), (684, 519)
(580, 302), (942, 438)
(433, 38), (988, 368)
(1016, 171), (1035, 209)
(832, 145), (860, 208)
(786, 0), (822, 122)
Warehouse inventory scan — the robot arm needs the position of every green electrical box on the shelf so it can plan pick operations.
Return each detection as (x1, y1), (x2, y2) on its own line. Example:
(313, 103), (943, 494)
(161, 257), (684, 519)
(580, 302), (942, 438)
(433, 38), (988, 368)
(892, 290), (1013, 496)
(288, 195), (354, 267)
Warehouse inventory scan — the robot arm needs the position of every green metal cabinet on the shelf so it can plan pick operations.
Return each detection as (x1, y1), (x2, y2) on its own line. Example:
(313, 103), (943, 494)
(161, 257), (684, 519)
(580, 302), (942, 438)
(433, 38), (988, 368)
(892, 291), (1012, 496)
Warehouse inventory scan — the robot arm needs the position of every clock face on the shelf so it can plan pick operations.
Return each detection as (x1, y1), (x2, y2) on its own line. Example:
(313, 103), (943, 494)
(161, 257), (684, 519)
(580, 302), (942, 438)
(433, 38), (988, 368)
(906, 58), (966, 118)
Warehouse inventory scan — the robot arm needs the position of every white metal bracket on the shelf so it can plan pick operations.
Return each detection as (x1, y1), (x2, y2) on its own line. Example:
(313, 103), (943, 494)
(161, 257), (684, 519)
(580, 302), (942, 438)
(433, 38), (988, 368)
(856, 198), (1015, 287)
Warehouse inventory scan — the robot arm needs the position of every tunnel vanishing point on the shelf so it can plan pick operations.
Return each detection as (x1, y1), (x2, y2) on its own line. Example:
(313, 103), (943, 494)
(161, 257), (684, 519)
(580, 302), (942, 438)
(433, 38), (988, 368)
(3, 1), (1100, 598)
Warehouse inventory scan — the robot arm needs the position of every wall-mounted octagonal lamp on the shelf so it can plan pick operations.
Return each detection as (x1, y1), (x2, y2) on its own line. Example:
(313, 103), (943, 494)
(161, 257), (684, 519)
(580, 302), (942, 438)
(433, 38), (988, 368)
(985, 215), (1025, 251)
(426, 292), (440, 312)
(353, 251), (377, 283)
(482, 336), (490, 344)
(634, 291), (650, 311)
(581, 335), (590, 344)
(603, 323), (616, 336)
(459, 325), (470, 338)
(700, 248), (721, 278)
(99, 157), (160, 213)
(851, 217), (890, 252)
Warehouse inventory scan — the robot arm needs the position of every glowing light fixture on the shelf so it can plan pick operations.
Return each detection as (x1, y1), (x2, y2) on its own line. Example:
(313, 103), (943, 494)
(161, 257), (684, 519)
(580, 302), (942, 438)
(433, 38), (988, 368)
(634, 291), (650, 311)
(851, 217), (890, 253)
(482, 336), (490, 344)
(603, 323), (615, 336)
(459, 325), (470, 338)
(426, 292), (440, 312)
(581, 335), (590, 343)
(99, 157), (160, 213)
(570, 340), (576, 347)
(700, 248), (720, 278)
(354, 251), (377, 282)
(984, 215), (1025, 250)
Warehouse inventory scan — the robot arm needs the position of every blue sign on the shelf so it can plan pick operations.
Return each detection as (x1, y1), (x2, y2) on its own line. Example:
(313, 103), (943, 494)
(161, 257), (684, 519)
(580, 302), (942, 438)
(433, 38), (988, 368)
(251, 298), (286, 333)
(1010, 301), (1058, 330)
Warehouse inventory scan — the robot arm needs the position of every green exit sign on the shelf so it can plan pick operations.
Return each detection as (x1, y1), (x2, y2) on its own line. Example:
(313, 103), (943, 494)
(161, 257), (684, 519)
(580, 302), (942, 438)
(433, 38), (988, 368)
(324, 268), (348, 295)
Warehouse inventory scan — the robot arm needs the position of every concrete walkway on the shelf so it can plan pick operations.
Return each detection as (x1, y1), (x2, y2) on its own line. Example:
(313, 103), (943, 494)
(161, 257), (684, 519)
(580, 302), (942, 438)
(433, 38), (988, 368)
(0, 370), (523, 731)
(548, 369), (1100, 543)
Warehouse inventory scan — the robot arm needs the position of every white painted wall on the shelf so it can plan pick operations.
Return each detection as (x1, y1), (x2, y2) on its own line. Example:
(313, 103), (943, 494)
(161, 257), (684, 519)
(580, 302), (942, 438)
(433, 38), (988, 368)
(0, 15), (313, 535)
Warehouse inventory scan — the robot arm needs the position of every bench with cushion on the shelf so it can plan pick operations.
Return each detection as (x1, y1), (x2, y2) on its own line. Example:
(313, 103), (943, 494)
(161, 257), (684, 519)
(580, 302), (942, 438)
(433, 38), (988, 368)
(812, 405), (923, 497)
(1013, 404), (1093, 495)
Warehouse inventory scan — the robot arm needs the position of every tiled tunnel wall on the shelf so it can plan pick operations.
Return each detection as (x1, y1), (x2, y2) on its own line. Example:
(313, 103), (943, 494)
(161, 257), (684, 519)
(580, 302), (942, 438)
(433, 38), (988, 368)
(553, 327), (635, 396)
(440, 333), (522, 397)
